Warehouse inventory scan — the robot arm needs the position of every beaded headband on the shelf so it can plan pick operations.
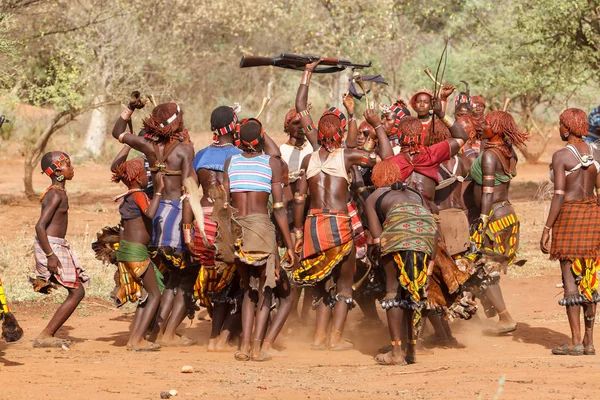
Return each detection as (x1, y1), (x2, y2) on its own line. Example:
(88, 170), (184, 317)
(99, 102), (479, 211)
(214, 112), (239, 136)
(159, 104), (181, 128)
(318, 107), (346, 152)
(43, 154), (68, 176)
(455, 93), (473, 110)
(236, 118), (264, 151)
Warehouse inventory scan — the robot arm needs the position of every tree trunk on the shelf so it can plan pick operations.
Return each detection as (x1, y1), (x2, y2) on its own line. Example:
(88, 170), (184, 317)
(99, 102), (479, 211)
(81, 95), (107, 158)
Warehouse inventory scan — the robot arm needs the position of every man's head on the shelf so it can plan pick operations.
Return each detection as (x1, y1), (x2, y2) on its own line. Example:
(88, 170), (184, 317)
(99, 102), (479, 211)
(143, 102), (186, 141)
(471, 96), (486, 118)
(559, 108), (588, 140)
(372, 160), (401, 188)
(357, 121), (374, 148)
(318, 107), (346, 152)
(111, 158), (147, 188)
(410, 89), (434, 118)
(237, 118), (265, 153)
(381, 103), (410, 137)
(456, 115), (482, 141)
(210, 105), (238, 139)
(284, 108), (303, 139)
(455, 103), (472, 119)
(41, 151), (73, 182)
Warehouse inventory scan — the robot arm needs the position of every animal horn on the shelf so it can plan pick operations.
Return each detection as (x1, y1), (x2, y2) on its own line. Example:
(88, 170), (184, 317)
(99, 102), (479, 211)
(424, 68), (442, 87)
(460, 80), (470, 97)
(255, 97), (270, 119)
(352, 72), (371, 109)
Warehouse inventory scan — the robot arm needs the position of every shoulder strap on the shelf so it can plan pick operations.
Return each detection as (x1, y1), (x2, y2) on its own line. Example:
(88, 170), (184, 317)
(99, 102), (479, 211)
(375, 189), (392, 224)
(488, 148), (516, 177)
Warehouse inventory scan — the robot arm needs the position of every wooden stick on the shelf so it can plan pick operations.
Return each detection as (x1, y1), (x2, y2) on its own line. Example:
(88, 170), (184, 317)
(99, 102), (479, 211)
(502, 97), (512, 112)
(149, 94), (157, 107)
(391, 366), (450, 375)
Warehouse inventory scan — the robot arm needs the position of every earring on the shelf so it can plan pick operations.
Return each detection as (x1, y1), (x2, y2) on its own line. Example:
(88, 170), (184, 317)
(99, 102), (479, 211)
(56, 175), (65, 182)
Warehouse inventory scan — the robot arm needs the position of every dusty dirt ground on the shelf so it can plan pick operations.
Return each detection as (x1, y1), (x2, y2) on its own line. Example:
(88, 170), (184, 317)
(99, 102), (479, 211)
(1, 134), (599, 400)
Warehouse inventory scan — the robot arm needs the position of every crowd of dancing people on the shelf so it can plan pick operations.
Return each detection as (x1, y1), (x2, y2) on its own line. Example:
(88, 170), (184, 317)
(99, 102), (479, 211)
(1, 59), (599, 363)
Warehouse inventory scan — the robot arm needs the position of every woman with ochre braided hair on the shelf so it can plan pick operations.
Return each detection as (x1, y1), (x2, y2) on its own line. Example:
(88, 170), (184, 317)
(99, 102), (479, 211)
(467, 110), (528, 335)
(541, 108), (600, 356)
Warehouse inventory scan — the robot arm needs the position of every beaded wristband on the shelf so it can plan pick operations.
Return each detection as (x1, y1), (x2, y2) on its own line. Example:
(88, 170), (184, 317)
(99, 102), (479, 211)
(441, 115), (454, 127)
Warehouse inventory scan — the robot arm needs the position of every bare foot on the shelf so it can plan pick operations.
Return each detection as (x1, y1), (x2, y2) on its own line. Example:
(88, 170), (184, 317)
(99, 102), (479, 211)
(329, 338), (354, 351)
(127, 339), (161, 352)
(157, 334), (196, 347)
(207, 337), (218, 352)
(374, 351), (407, 365)
(483, 320), (517, 336)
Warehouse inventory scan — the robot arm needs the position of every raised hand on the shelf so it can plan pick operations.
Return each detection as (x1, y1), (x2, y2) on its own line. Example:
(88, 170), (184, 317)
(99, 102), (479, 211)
(364, 108), (382, 127)
(342, 93), (355, 116)
(305, 58), (322, 72)
(440, 83), (456, 100)
(432, 97), (444, 118)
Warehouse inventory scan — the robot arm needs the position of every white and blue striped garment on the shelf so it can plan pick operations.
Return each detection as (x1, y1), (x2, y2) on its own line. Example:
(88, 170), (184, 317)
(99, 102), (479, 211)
(152, 199), (183, 251)
(228, 154), (272, 193)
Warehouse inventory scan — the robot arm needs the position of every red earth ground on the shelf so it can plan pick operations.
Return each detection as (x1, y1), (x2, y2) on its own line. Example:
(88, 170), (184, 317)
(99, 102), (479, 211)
(0, 131), (598, 400)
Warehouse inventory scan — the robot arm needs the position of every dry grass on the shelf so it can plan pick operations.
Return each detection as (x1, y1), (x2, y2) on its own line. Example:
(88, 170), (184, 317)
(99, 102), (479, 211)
(0, 227), (117, 303)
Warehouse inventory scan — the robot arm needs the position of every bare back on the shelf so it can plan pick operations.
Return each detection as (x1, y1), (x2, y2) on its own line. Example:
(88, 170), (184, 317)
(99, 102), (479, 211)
(552, 143), (600, 201)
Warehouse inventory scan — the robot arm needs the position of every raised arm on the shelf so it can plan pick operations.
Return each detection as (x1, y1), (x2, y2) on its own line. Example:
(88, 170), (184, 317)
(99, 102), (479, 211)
(295, 60), (321, 149)
(111, 98), (149, 153)
(364, 108), (394, 159)
(540, 151), (566, 253)
(263, 132), (282, 157)
(439, 83), (456, 115)
(343, 94), (357, 148)
(432, 97), (467, 156)
(110, 145), (132, 173)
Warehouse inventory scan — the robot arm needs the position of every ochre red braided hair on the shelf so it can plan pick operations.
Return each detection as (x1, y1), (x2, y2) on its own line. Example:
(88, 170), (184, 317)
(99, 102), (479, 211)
(398, 116), (422, 154)
(428, 119), (451, 145)
(318, 113), (343, 151)
(486, 111), (528, 147)
(143, 102), (188, 141)
(559, 108), (588, 137)
(112, 158), (145, 186)
(372, 160), (401, 188)
(358, 120), (375, 136)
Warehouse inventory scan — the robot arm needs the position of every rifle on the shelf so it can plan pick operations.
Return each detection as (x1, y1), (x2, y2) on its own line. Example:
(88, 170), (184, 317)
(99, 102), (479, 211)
(239, 53), (371, 74)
